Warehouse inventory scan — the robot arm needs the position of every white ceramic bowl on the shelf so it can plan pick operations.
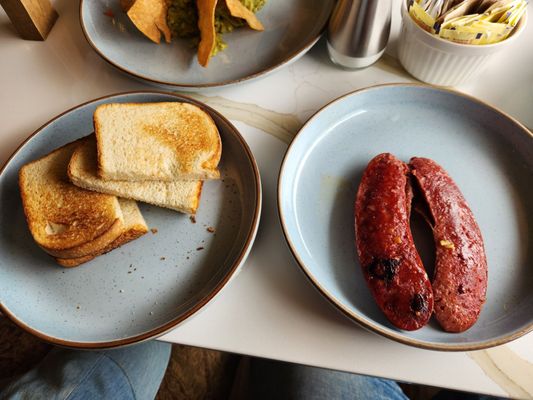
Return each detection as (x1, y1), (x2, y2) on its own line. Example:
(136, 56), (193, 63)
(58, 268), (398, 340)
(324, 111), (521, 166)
(398, 3), (528, 86)
(278, 84), (533, 350)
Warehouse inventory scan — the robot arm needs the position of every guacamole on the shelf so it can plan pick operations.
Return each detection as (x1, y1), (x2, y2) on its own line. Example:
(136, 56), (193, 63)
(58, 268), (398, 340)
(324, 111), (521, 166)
(167, 0), (266, 55)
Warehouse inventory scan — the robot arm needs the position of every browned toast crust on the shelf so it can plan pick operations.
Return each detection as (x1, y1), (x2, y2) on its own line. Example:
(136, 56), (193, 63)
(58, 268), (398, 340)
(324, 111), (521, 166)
(70, 136), (204, 214)
(19, 139), (124, 258)
(55, 223), (148, 267)
(94, 102), (221, 180)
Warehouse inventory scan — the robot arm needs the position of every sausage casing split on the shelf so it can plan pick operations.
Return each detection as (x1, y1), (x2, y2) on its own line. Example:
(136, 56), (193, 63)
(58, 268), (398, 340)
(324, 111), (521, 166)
(355, 153), (434, 331)
(409, 157), (487, 333)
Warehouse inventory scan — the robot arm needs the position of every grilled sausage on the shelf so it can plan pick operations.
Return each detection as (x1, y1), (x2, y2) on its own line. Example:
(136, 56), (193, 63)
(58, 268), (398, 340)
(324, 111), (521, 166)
(355, 153), (434, 330)
(409, 157), (487, 333)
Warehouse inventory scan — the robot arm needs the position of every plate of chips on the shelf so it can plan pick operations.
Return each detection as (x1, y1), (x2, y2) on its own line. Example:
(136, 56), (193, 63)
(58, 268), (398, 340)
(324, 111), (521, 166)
(80, 0), (335, 89)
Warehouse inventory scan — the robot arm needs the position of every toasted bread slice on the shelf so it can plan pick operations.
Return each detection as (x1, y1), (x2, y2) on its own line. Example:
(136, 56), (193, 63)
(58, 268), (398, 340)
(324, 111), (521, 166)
(19, 140), (124, 259)
(94, 102), (221, 181)
(56, 199), (148, 267)
(69, 137), (203, 214)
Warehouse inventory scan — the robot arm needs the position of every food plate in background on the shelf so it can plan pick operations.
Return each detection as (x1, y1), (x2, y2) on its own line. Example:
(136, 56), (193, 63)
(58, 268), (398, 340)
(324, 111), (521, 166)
(80, 0), (334, 89)
(278, 84), (533, 351)
(0, 91), (261, 348)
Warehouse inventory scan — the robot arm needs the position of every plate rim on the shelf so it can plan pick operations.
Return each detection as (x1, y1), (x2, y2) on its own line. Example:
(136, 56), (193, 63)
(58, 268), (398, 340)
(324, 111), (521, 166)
(0, 90), (262, 349)
(277, 82), (533, 352)
(79, 0), (333, 89)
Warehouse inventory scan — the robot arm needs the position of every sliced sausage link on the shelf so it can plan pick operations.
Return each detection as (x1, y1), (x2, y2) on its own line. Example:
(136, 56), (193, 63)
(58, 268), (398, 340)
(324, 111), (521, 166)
(409, 157), (487, 333)
(355, 153), (434, 331)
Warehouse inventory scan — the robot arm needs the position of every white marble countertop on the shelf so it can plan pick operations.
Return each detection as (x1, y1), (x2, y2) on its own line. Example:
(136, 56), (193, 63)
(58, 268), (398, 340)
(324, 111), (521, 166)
(1, 0), (532, 398)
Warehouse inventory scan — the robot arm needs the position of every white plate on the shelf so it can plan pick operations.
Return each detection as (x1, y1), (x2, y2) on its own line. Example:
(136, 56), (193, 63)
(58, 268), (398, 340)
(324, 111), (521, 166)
(0, 91), (261, 348)
(278, 84), (533, 351)
(80, 0), (334, 89)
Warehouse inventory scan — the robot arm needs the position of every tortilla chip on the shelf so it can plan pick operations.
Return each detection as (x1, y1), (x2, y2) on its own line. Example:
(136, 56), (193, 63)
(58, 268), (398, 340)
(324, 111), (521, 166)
(197, 0), (218, 67)
(120, 0), (136, 12)
(127, 0), (171, 44)
(225, 0), (264, 31)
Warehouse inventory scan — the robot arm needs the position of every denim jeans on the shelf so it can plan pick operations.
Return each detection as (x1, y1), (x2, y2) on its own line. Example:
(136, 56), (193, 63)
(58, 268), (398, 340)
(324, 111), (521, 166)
(241, 357), (409, 400)
(1, 341), (499, 400)
(1, 340), (408, 400)
(0, 340), (171, 400)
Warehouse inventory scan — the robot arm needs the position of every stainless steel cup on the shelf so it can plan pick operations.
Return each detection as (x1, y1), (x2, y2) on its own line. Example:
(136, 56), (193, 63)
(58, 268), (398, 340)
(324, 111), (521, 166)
(327, 0), (392, 69)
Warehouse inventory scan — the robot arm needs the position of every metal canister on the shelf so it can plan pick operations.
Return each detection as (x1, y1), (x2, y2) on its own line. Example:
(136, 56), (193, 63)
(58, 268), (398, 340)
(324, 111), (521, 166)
(327, 0), (392, 69)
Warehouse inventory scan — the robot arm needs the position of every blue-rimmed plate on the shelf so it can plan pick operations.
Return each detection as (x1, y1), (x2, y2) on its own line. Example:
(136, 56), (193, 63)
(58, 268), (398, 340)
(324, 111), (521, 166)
(80, 0), (334, 89)
(0, 91), (261, 349)
(278, 84), (533, 351)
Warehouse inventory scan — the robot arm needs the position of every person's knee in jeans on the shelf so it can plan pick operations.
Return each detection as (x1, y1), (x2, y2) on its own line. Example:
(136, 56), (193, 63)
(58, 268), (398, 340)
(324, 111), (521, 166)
(1, 340), (171, 400)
